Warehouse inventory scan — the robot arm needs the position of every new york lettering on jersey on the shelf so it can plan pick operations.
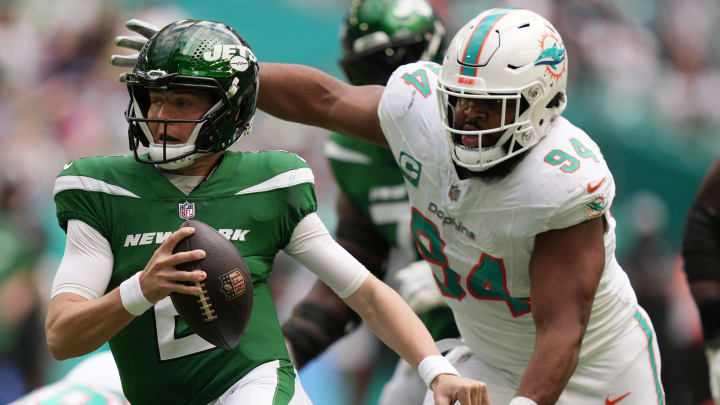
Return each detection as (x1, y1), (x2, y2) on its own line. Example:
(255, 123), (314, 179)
(53, 150), (316, 405)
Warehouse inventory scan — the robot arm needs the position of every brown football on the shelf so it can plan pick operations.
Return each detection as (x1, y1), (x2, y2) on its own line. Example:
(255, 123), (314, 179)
(171, 219), (253, 350)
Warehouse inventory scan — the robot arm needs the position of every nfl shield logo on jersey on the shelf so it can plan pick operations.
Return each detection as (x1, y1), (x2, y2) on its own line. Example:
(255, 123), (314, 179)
(220, 269), (247, 301)
(178, 201), (195, 220)
(449, 183), (461, 201)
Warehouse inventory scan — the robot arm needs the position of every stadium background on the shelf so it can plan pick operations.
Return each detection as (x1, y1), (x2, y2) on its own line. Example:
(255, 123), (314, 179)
(0, 0), (718, 403)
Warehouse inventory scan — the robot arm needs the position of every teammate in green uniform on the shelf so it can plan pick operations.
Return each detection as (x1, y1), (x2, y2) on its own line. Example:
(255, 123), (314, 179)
(279, 2), (458, 404)
(48, 19), (488, 405)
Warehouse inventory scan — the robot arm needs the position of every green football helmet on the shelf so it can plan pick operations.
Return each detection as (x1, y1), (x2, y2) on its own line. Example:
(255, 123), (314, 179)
(125, 20), (259, 169)
(339, 0), (446, 86)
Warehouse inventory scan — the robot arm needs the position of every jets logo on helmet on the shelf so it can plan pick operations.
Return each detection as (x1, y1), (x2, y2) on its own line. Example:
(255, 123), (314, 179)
(437, 8), (568, 172)
(124, 20), (259, 170)
(203, 44), (257, 64)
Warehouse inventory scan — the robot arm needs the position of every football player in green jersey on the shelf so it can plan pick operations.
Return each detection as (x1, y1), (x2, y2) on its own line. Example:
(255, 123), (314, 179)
(279, 2), (459, 405)
(49, 19), (488, 405)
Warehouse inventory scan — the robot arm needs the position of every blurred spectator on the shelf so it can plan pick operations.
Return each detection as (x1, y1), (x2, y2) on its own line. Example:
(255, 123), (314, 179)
(620, 191), (711, 405)
(0, 174), (46, 403)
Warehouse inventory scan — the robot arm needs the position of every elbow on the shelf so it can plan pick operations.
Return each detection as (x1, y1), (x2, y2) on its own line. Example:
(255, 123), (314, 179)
(536, 317), (588, 352)
(45, 317), (78, 360)
(46, 328), (71, 360)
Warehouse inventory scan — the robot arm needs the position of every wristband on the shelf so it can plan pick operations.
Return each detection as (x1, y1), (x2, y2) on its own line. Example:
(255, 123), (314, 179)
(418, 355), (460, 388)
(120, 272), (153, 316)
(509, 397), (538, 405)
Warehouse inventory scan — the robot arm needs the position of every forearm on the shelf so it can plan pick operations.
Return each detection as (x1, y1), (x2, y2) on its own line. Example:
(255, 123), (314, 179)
(344, 275), (439, 368)
(45, 290), (135, 360)
(257, 62), (386, 145)
(516, 327), (583, 405)
(258, 63), (343, 130)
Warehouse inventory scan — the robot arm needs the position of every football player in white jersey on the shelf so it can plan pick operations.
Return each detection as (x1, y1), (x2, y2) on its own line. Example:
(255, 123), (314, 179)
(256, 7), (665, 405)
(10, 351), (128, 405)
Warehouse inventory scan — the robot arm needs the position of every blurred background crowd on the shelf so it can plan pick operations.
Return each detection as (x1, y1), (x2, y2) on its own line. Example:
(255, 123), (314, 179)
(0, 0), (718, 404)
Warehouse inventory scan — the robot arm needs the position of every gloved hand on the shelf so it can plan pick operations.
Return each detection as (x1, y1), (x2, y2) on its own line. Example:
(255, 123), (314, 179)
(110, 19), (159, 82)
(395, 260), (444, 313)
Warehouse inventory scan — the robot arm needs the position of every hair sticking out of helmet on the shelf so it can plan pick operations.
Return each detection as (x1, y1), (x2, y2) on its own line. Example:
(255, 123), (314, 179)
(124, 19), (259, 170)
(339, 0), (447, 86)
(437, 8), (568, 172)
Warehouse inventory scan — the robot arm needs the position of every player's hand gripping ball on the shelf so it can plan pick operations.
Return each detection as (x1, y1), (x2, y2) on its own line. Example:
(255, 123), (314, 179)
(171, 220), (253, 350)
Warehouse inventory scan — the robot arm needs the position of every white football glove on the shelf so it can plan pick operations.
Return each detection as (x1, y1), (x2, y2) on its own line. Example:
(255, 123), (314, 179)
(110, 19), (159, 82)
(707, 343), (720, 404)
(395, 260), (444, 313)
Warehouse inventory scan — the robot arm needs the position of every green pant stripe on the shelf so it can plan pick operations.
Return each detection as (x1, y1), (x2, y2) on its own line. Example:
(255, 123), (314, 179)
(634, 311), (664, 405)
(272, 360), (297, 405)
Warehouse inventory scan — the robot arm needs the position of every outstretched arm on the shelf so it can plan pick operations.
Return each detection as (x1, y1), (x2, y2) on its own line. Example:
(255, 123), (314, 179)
(110, 21), (387, 146)
(258, 63), (388, 147)
(515, 217), (605, 405)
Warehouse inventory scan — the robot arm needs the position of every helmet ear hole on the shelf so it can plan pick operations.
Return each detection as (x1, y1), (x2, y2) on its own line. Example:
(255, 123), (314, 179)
(545, 92), (565, 109)
(519, 95), (530, 115)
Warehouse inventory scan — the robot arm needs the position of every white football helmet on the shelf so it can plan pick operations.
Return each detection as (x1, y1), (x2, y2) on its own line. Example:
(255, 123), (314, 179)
(437, 8), (568, 172)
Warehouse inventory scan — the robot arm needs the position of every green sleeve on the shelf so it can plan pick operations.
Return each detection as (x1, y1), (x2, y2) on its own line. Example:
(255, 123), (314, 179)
(279, 182), (318, 249)
(53, 161), (111, 240)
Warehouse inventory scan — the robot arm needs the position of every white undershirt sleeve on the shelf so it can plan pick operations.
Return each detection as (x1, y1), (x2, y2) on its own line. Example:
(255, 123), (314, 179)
(51, 219), (114, 300)
(283, 213), (370, 298)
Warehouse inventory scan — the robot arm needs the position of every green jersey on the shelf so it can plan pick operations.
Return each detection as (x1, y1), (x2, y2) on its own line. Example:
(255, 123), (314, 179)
(325, 133), (457, 340)
(54, 151), (317, 405)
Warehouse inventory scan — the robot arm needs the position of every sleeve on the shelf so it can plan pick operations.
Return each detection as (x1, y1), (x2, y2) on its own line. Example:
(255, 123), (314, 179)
(278, 158), (319, 249)
(53, 161), (111, 240)
(283, 213), (370, 298)
(541, 172), (615, 233)
(51, 219), (114, 300)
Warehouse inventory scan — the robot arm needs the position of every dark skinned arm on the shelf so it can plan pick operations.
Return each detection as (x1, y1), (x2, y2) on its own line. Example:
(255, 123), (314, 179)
(257, 63), (388, 147)
(516, 217), (606, 405)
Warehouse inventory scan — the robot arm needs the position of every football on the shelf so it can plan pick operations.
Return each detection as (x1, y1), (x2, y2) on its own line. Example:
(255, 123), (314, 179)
(171, 219), (253, 350)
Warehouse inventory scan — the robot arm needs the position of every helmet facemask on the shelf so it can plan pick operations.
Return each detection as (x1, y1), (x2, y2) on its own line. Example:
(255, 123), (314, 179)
(438, 81), (556, 172)
(436, 8), (569, 173)
(126, 73), (249, 170)
(125, 19), (259, 170)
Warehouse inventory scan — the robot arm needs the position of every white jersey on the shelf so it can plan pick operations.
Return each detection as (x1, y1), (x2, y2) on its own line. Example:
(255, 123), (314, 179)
(10, 351), (128, 405)
(378, 61), (640, 370)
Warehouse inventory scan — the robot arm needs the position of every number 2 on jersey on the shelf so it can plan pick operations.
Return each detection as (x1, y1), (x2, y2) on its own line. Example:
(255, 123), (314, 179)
(154, 297), (214, 361)
(411, 208), (531, 317)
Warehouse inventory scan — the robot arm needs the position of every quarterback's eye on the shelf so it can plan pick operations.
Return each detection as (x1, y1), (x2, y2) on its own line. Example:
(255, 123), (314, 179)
(149, 96), (163, 106)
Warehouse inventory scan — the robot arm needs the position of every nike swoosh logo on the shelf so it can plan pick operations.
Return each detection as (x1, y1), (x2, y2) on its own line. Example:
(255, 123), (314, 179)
(63, 161), (74, 170)
(587, 177), (606, 193)
(606, 391), (631, 405)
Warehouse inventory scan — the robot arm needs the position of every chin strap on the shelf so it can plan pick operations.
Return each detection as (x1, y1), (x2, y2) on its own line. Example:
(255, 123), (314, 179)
(155, 151), (210, 170)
